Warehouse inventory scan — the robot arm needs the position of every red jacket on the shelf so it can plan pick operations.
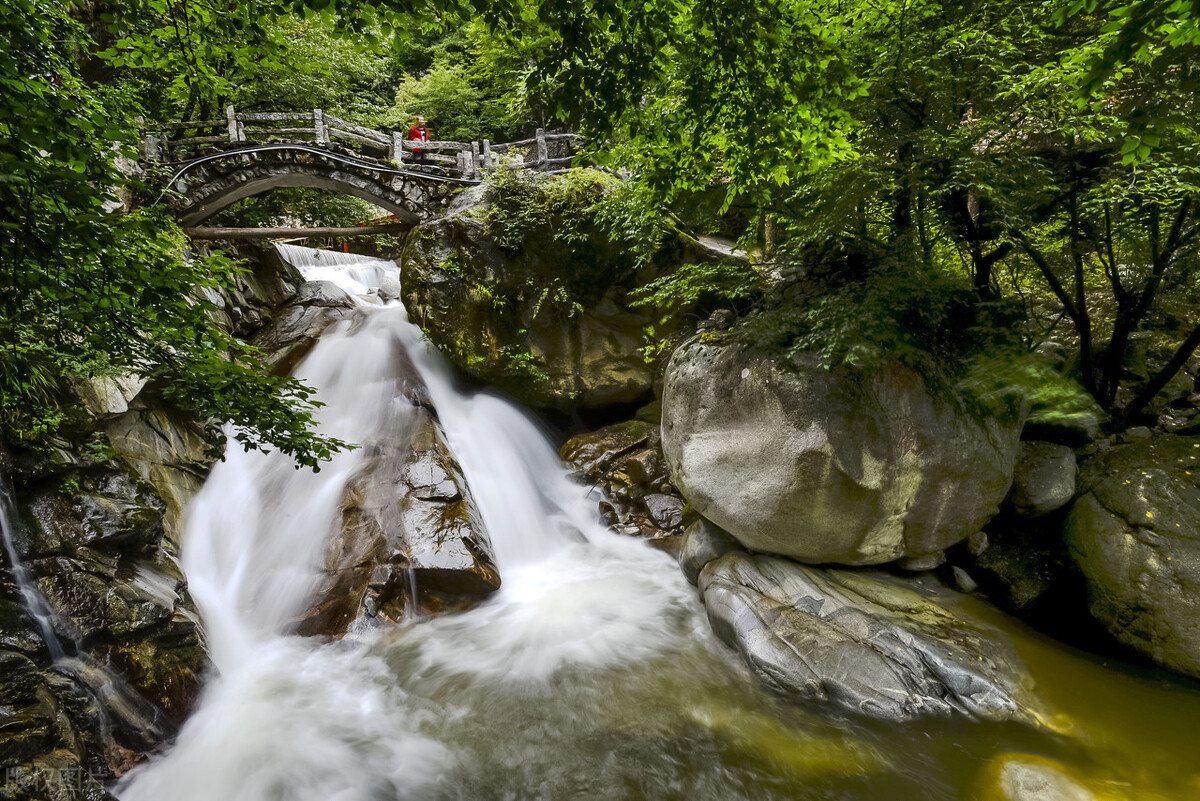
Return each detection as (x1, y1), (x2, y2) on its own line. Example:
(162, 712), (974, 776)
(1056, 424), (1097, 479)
(408, 125), (430, 153)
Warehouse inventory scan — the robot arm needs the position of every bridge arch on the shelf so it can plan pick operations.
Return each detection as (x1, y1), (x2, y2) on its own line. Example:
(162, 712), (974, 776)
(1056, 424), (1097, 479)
(162, 145), (469, 227)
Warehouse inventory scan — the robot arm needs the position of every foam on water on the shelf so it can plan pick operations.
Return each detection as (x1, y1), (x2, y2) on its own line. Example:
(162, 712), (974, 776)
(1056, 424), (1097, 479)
(117, 245), (701, 801)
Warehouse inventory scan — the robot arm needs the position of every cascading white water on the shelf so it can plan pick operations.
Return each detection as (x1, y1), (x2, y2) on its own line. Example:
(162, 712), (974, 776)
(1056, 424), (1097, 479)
(116, 246), (712, 801)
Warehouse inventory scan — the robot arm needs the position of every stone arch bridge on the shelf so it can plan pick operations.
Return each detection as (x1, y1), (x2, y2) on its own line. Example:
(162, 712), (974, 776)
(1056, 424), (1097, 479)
(158, 143), (464, 227)
(140, 107), (581, 228)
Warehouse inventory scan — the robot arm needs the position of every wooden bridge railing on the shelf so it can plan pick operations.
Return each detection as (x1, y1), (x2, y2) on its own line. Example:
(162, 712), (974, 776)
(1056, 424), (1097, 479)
(137, 106), (583, 181)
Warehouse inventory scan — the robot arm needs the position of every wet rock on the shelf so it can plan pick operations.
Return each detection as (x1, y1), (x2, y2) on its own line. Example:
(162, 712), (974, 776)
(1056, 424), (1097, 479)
(297, 364), (499, 636)
(296, 279), (355, 308)
(378, 276), (402, 302)
(698, 552), (1049, 725)
(663, 340), (1023, 565)
(561, 421), (654, 479)
(979, 754), (1097, 801)
(0, 651), (42, 704)
(644, 494), (684, 529)
(561, 420), (688, 542)
(104, 409), (212, 545)
(1009, 441), (1076, 518)
(18, 473), (164, 557)
(6, 457), (207, 735)
(369, 409), (500, 620)
(1064, 435), (1200, 679)
(249, 303), (351, 375)
(679, 518), (740, 585)
(950, 566), (979, 593)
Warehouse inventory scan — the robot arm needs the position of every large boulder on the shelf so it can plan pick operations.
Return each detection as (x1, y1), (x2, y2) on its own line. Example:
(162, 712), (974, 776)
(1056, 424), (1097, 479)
(662, 340), (1023, 565)
(17, 469), (206, 723)
(399, 178), (708, 411)
(697, 550), (1049, 725)
(1, 462), (207, 790)
(1065, 435), (1200, 678)
(105, 408), (213, 545)
(400, 219), (650, 410)
(249, 292), (354, 376)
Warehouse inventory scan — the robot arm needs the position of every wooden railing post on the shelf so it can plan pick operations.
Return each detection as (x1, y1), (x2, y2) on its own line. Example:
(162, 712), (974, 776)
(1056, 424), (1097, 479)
(535, 127), (548, 170)
(226, 105), (238, 143)
(314, 109), (326, 145)
(392, 131), (404, 164)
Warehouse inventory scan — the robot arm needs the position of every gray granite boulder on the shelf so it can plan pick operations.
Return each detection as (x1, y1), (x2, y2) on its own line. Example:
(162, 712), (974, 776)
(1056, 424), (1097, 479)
(663, 340), (1023, 565)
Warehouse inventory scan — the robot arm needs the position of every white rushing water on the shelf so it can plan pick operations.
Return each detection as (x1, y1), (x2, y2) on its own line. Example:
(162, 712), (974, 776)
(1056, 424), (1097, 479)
(116, 246), (706, 801)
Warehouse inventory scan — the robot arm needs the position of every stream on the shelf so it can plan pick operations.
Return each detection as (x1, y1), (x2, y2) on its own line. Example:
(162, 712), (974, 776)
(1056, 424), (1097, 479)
(113, 247), (1200, 801)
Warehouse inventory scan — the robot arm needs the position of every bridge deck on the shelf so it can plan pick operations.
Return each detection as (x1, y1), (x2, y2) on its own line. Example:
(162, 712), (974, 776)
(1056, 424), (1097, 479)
(139, 105), (582, 181)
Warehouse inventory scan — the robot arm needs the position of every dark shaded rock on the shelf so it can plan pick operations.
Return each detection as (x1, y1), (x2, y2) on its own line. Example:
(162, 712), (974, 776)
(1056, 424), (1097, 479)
(968, 512), (1073, 614)
(1022, 411), (1102, 448)
(0, 651), (41, 705)
(0, 747), (116, 800)
(2, 455), (207, 785)
(698, 552), (1049, 725)
(1064, 435), (1200, 678)
(560, 420), (687, 542)
(1009, 441), (1076, 518)
(679, 518), (740, 585)
(663, 340), (1023, 565)
(18, 473), (164, 557)
(950, 566), (979, 593)
(249, 303), (351, 376)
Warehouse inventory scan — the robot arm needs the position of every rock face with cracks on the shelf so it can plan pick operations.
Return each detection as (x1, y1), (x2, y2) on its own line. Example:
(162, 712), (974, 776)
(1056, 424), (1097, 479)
(695, 550), (1048, 725)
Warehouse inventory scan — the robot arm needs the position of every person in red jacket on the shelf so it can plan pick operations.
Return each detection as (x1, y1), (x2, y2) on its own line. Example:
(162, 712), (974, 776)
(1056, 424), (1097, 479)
(408, 116), (431, 161)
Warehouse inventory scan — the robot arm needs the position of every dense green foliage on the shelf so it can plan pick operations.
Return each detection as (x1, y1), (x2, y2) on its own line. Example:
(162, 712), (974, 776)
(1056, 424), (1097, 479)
(0, 0), (349, 465)
(473, 0), (1200, 425)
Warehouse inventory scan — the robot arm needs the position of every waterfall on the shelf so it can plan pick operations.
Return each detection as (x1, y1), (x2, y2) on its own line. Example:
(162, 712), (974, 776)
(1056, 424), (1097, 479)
(117, 246), (700, 801)
(0, 478), (67, 661)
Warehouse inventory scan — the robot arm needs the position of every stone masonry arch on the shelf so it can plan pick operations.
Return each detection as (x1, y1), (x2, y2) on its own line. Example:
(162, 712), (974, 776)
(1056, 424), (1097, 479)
(162, 145), (467, 227)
